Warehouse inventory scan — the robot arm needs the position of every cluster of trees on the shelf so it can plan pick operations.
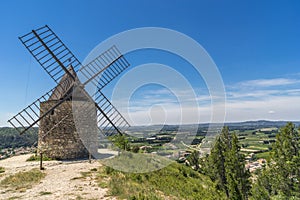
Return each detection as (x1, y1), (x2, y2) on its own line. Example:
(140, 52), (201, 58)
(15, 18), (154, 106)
(187, 122), (299, 199)
(251, 122), (300, 199)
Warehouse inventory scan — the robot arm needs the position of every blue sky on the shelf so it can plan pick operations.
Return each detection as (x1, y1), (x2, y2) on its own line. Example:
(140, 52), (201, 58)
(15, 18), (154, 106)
(0, 0), (300, 126)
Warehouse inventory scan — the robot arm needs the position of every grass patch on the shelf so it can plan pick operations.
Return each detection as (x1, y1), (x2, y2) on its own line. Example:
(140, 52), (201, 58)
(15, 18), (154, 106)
(7, 196), (21, 200)
(98, 181), (108, 188)
(26, 154), (53, 161)
(0, 168), (45, 191)
(71, 169), (97, 181)
(102, 152), (173, 173)
(75, 195), (84, 200)
(255, 151), (271, 160)
(39, 191), (52, 195)
(80, 171), (92, 178)
(0, 167), (5, 174)
(97, 162), (226, 199)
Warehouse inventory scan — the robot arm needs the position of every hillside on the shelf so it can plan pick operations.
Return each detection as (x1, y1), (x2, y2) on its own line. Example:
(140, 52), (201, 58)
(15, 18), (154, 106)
(98, 160), (226, 199)
(0, 127), (38, 149)
(0, 154), (224, 200)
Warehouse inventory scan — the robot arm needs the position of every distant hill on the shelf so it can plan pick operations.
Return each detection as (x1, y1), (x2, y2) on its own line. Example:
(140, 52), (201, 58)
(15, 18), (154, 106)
(128, 120), (300, 132)
(224, 120), (300, 129)
(0, 127), (38, 149)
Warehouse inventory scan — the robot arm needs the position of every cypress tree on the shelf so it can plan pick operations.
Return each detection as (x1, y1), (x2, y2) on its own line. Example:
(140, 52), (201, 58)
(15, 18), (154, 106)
(203, 126), (251, 199)
(251, 122), (300, 198)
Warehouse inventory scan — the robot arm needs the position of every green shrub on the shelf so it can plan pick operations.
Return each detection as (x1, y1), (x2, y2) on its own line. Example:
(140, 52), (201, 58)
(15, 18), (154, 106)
(90, 168), (97, 172)
(26, 154), (52, 161)
(104, 166), (115, 174)
(0, 167), (5, 174)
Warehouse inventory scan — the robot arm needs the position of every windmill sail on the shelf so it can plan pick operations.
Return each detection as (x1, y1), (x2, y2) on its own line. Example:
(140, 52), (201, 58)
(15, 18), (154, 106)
(94, 91), (129, 135)
(8, 76), (74, 134)
(19, 25), (81, 83)
(79, 45), (130, 89)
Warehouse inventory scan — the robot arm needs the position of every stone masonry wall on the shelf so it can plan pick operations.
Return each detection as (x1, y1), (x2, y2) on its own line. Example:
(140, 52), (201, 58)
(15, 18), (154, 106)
(38, 100), (97, 160)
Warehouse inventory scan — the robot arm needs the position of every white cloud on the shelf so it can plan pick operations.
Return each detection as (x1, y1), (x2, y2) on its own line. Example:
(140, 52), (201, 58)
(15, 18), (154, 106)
(116, 76), (300, 125)
(237, 78), (300, 88)
(225, 96), (300, 122)
(123, 95), (300, 125)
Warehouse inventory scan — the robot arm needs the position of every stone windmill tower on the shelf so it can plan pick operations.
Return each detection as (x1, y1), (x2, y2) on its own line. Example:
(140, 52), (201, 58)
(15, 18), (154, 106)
(8, 25), (130, 160)
(38, 66), (91, 159)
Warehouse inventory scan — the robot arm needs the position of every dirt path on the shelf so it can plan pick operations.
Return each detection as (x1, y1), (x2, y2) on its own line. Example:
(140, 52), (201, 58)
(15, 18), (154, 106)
(0, 154), (114, 200)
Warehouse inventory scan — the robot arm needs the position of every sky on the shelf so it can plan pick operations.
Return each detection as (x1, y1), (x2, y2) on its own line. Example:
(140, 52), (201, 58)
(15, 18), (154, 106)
(0, 0), (300, 126)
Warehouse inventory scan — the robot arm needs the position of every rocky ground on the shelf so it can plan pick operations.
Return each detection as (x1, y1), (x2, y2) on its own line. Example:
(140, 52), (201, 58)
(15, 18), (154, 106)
(0, 154), (114, 200)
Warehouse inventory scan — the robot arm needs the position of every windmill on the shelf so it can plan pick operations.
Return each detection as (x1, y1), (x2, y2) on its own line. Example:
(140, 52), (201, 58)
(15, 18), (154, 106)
(8, 25), (130, 161)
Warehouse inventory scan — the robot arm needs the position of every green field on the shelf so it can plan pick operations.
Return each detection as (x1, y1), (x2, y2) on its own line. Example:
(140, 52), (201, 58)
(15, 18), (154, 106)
(234, 128), (277, 160)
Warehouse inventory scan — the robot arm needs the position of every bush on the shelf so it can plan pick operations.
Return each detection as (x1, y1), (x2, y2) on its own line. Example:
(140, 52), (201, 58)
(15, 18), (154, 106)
(26, 154), (52, 161)
(131, 145), (140, 153)
(104, 166), (115, 175)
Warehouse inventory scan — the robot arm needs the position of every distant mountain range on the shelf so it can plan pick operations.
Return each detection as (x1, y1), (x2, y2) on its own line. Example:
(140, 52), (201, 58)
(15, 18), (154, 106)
(224, 120), (300, 128)
(128, 120), (300, 132)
